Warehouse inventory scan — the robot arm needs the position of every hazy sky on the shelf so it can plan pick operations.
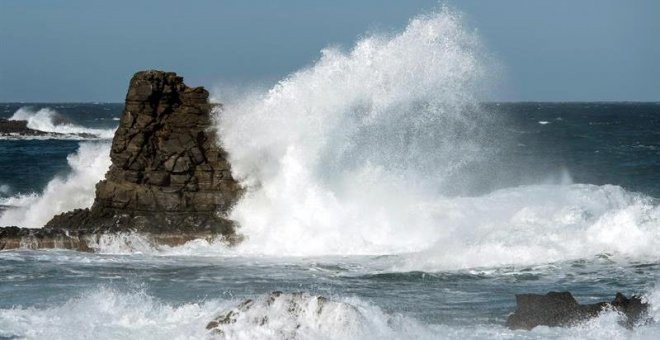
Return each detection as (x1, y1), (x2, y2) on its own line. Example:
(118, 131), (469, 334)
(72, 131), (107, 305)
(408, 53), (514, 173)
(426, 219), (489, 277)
(1, 0), (658, 102)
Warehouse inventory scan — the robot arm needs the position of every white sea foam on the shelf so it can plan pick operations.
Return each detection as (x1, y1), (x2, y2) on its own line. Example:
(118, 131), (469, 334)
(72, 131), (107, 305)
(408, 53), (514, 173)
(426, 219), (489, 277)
(0, 142), (111, 228)
(1, 287), (659, 340)
(3, 9), (659, 275)
(216, 8), (489, 256)
(208, 8), (660, 269)
(8, 107), (115, 139)
(0, 288), (431, 340)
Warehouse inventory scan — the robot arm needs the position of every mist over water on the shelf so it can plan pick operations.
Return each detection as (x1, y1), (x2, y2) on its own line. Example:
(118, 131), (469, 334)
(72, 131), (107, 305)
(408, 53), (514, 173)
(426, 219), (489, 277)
(217, 9), (494, 256)
(214, 9), (660, 268)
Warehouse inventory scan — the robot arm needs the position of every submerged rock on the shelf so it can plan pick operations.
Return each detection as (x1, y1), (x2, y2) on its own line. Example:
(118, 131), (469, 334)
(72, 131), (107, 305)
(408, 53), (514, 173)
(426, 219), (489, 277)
(0, 70), (243, 250)
(0, 118), (97, 139)
(506, 291), (649, 330)
(0, 119), (47, 136)
(206, 292), (364, 338)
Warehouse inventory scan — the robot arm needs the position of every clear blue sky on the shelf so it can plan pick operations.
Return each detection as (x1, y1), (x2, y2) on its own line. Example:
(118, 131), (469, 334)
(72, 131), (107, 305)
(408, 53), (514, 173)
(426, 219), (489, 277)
(1, 0), (658, 102)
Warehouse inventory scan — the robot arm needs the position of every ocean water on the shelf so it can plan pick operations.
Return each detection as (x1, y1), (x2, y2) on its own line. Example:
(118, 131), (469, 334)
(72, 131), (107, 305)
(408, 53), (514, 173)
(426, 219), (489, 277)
(2, 10), (660, 340)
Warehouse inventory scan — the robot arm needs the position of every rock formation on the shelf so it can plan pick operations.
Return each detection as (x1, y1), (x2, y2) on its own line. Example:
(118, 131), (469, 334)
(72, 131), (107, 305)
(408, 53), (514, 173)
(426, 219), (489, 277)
(0, 118), (95, 139)
(206, 292), (362, 337)
(506, 291), (649, 330)
(0, 70), (242, 250)
(0, 119), (48, 137)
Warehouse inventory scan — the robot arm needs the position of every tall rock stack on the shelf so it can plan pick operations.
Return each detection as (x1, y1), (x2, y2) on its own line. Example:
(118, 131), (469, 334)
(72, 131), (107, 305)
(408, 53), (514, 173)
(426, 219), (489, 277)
(45, 70), (242, 237)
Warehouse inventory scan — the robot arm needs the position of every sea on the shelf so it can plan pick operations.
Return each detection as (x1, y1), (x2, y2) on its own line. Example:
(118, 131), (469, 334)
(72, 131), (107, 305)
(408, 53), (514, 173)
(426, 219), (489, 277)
(1, 10), (660, 340)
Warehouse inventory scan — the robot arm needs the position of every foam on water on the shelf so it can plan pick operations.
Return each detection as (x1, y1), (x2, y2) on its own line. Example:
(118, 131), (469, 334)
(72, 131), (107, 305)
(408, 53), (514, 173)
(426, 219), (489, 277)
(208, 8), (660, 268)
(1, 286), (660, 340)
(0, 288), (431, 340)
(0, 142), (111, 227)
(216, 8), (489, 256)
(8, 107), (115, 139)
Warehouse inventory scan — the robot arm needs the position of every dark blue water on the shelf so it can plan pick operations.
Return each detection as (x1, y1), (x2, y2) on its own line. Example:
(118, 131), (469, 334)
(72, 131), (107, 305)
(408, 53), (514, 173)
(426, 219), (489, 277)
(0, 103), (121, 196)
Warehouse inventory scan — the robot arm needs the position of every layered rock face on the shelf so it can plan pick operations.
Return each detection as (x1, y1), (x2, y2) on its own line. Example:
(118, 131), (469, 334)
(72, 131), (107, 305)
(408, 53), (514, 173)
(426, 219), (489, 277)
(46, 71), (242, 235)
(0, 71), (242, 250)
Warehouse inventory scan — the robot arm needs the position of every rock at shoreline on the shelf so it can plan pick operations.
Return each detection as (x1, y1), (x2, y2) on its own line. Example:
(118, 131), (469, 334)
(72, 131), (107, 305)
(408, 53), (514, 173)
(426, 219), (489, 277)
(0, 119), (47, 136)
(506, 291), (649, 330)
(0, 70), (243, 250)
(0, 226), (92, 251)
(0, 118), (96, 139)
(206, 292), (362, 337)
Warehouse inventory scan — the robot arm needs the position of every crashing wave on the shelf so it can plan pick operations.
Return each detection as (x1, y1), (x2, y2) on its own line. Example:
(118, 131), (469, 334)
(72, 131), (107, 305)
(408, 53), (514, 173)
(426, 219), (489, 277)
(2, 107), (115, 140)
(0, 142), (111, 228)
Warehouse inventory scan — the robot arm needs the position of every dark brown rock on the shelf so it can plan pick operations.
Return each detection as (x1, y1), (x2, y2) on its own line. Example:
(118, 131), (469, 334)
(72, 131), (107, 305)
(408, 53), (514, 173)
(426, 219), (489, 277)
(0, 70), (243, 251)
(506, 291), (650, 330)
(45, 70), (243, 235)
(0, 119), (46, 136)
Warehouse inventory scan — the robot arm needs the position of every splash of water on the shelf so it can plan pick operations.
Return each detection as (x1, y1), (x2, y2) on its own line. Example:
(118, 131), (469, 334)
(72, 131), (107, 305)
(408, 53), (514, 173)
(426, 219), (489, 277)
(210, 8), (660, 269)
(2, 286), (660, 340)
(9, 107), (115, 139)
(0, 142), (111, 228)
(217, 8), (492, 256)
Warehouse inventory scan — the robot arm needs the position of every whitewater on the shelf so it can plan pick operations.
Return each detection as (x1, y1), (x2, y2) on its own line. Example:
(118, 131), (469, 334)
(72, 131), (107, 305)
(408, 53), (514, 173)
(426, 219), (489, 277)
(3, 106), (116, 140)
(1, 8), (660, 339)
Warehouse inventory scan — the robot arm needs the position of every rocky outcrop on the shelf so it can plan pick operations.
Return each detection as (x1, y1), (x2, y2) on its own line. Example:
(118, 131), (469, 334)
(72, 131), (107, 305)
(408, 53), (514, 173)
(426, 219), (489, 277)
(206, 292), (362, 337)
(0, 119), (47, 136)
(0, 70), (243, 250)
(0, 118), (97, 139)
(506, 291), (649, 330)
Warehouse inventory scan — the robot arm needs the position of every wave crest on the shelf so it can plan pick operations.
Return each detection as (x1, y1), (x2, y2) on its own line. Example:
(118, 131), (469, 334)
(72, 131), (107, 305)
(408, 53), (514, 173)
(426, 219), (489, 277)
(0, 142), (111, 228)
(8, 107), (115, 139)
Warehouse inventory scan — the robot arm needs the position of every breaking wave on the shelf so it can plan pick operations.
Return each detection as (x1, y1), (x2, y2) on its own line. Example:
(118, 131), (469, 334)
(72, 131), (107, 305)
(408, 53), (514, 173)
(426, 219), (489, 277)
(2, 9), (658, 274)
(0, 288), (434, 340)
(0, 142), (111, 228)
(209, 8), (660, 268)
(8, 107), (115, 139)
(2, 287), (660, 340)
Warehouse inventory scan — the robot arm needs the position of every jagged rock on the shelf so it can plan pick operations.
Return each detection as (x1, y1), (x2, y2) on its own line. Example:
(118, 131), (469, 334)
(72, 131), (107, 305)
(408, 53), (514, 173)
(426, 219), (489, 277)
(506, 291), (650, 330)
(0, 70), (242, 250)
(206, 292), (361, 338)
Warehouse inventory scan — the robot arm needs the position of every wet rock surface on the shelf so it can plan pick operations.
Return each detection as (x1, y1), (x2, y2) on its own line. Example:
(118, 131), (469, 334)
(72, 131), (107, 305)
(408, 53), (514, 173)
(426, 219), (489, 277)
(506, 291), (650, 330)
(0, 70), (242, 250)
(0, 119), (47, 136)
(206, 292), (361, 338)
(0, 118), (96, 139)
(0, 226), (92, 251)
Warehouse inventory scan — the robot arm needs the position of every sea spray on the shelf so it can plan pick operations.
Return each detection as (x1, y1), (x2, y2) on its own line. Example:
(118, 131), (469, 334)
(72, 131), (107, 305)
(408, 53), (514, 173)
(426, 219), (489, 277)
(0, 287), (435, 340)
(9, 107), (116, 139)
(2, 285), (660, 340)
(213, 8), (660, 268)
(0, 142), (111, 227)
(216, 8), (494, 256)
